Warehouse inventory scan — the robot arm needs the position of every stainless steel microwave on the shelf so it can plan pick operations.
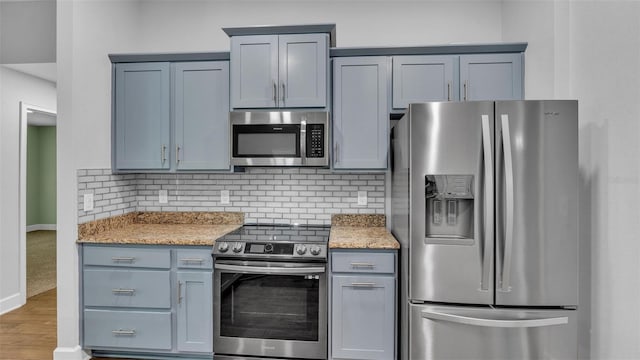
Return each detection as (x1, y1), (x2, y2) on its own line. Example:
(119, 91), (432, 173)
(230, 111), (330, 167)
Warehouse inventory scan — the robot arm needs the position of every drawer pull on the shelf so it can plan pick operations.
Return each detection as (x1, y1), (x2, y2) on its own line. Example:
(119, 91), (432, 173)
(180, 258), (204, 263)
(351, 262), (375, 268)
(112, 329), (136, 336)
(351, 282), (377, 287)
(111, 288), (135, 295)
(111, 256), (135, 263)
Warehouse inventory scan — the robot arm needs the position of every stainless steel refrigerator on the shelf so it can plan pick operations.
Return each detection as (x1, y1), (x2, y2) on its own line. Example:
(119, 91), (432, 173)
(391, 100), (578, 360)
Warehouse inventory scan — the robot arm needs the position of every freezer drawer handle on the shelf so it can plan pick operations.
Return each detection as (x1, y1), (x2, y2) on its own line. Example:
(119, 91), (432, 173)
(421, 310), (568, 328)
(350, 262), (375, 268)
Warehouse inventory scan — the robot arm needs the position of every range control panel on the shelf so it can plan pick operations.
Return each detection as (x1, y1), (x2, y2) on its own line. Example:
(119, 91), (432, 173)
(213, 241), (327, 259)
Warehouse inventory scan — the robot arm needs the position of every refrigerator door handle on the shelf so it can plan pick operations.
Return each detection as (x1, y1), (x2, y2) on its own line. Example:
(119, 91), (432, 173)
(480, 115), (493, 291)
(421, 310), (568, 328)
(500, 114), (515, 292)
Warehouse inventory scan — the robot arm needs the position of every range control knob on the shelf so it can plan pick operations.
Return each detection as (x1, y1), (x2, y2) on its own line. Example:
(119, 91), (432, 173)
(265, 243), (274, 253)
(232, 242), (243, 253)
(217, 242), (229, 253)
(310, 245), (322, 256)
(296, 245), (307, 255)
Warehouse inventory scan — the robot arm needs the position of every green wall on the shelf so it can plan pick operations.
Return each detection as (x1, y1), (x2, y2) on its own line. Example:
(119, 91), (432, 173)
(27, 126), (56, 226)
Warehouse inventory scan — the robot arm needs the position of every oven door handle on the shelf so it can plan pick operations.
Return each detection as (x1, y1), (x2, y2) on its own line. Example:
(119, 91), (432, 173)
(215, 263), (325, 275)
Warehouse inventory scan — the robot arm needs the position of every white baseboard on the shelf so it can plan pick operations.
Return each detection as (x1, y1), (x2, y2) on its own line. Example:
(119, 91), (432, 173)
(53, 345), (91, 360)
(27, 224), (57, 232)
(0, 292), (24, 315)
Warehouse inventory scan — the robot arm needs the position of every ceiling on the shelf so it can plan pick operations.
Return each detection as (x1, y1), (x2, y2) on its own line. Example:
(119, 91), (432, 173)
(3, 63), (56, 83)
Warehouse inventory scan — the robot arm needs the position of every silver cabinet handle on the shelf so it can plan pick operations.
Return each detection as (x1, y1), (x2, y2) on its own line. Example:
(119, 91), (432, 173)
(463, 82), (468, 101)
(161, 144), (167, 164)
(351, 262), (375, 268)
(112, 288), (135, 295)
(500, 114), (515, 292)
(176, 145), (181, 165)
(273, 82), (277, 103)
(180, 258), (204, 263)
(480, 115), (494, 291)
(421, 310), (568, 328)
(447, 82), (451, 101)
(281, 83), (286, 103)
(177, 280), (183, 305)
(111, 256), (135, 263)
(112, 329), (136, 336)
(334, 143), (339, 165)
(351, 282), (377, 287)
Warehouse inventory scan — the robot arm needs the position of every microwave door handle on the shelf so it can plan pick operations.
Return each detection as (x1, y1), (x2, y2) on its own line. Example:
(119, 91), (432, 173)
(215, 263), (325, 275)
(300, 121), (307, 165)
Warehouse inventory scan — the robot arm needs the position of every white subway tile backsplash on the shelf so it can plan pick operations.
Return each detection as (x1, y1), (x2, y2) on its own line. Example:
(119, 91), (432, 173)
(77, 168), (385, 225)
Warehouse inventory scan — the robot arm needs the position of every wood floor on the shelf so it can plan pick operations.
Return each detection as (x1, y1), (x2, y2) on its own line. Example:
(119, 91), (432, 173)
(0, 288), (57, 359)
(0, 288), (135, 360)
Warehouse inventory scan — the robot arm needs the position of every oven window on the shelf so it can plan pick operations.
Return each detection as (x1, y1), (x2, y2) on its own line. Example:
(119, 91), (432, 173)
(219, 273), (319, 341)
(233, 124), (300, 157)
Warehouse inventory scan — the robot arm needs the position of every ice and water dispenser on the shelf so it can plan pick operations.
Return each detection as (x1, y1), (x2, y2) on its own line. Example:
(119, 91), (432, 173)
(425, 175), (474, 240)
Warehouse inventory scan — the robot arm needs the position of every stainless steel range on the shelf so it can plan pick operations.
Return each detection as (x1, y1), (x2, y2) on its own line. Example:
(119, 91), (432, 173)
(212, 225), (329, 360)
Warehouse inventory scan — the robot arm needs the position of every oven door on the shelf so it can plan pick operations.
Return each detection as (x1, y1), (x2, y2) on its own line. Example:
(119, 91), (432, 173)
(214, 260), (327, 359)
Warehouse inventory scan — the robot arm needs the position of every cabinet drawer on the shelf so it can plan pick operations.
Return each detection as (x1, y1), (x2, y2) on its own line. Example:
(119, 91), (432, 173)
(83, 246), (170, 269)
(176, 248), (213, 269)
(332, 252), (395, 274)
(83, 269), (171, 308)
(83, 309), (171, 350)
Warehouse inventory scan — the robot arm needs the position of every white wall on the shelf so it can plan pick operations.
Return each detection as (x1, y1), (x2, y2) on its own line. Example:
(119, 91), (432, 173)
(0, 0), (56, 64)
(0, 67), (56, 313)
(570, 2), (640, 359)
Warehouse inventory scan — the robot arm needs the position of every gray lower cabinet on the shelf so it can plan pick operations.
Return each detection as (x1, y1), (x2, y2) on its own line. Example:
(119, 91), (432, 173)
(332, 57), (390, 170)
(460, 53), (523, 101)
(114, 62), (171, 171)
(81, 244), (213, 358)
(113, 60), (230, 172)
(331, 250), (397, 360)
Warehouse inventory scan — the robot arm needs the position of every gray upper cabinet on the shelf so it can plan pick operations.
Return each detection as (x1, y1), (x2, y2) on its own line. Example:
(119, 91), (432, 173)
(230, 33), (328, 109)
(333, 57), (389, 170)
(173, 61), (230, 171)
(460, 53), (523, 101)
(114, 62), (171, 170)
(392, 55), (458, 109)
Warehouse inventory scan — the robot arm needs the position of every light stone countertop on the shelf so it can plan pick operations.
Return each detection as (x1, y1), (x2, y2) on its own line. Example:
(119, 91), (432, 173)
(329, 214), (400, 250)
(78, 223), (242, 246)
(77, 211), (243, 246)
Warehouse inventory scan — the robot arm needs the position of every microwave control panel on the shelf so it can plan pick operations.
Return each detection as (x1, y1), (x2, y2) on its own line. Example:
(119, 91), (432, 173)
(306, 124), (325, 158)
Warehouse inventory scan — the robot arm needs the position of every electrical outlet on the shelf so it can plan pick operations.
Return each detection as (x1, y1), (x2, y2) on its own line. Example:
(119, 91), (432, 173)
(83, 193), (94, 212)
(159, 189), (168, 204)
(220, 190), (230, 205)
(357, 191), (367, 206)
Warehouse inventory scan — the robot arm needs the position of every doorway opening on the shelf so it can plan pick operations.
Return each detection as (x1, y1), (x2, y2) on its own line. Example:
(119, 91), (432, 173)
(19, 102), (57, 302)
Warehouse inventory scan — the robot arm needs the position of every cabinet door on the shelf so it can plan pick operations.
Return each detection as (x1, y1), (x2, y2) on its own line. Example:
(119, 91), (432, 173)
(460, 53), (523, 101)
(332, 275), (395, 360)
(279, 33), (328, 108)
(333, 57), (389, 170)
(114, 62), (171, 170)
(173, 61), (230, 171)
(230, 35), (279, 108)
(176, 271), (212, 353)
(392, 55), (458, 108)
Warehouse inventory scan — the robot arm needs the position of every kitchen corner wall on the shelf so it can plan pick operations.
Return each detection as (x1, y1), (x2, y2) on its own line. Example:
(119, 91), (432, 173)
(77, 168), (385, 225)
